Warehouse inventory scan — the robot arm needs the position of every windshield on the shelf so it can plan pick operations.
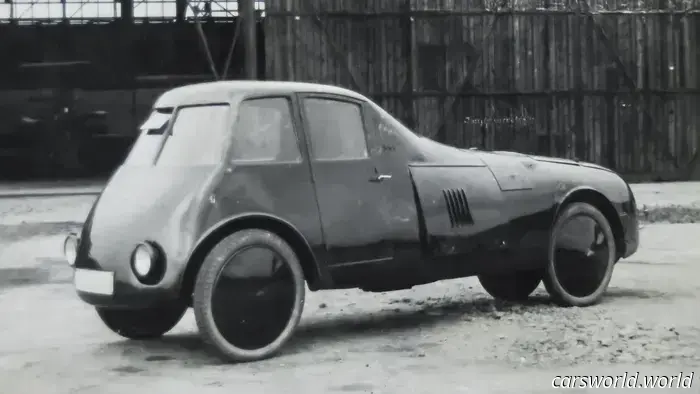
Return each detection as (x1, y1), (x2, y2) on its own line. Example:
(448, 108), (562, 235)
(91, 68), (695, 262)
(123, 104), (230, 167)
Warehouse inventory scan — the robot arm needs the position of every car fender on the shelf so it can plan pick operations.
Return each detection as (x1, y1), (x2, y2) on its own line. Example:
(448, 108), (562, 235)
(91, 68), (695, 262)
(179, 211), (323, 293)
(555, 185), (601, 209)
(554, 184), (622, 221)
(551, 185), (627, 257)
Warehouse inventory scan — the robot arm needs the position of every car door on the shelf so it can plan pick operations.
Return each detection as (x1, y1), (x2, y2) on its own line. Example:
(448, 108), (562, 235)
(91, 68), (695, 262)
(298, 94), (394, 266)
(208, 96), (327, 263)
(361, 102), (421, 262)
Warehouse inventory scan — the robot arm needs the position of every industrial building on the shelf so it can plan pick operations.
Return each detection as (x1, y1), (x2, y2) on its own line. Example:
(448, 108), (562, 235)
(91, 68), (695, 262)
(1, 0), (698, 181)
(0, 0), (263, 179)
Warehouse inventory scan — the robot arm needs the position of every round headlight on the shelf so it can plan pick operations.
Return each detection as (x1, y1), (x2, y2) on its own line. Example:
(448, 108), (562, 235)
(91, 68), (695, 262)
(64, 234), (79, 266)
(132, 243), (156, 278)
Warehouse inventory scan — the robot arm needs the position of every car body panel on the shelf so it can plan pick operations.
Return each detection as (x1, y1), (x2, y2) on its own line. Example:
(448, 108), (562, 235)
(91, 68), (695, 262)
(409, 165), (509, 257)
(310, 158), (394, 264)
(76, 166), (217, 306)
(207, 161), (326, 270)
(69, 81), (639, 308)
(477, 152), (535, 192)
(77, 161), (328, 307)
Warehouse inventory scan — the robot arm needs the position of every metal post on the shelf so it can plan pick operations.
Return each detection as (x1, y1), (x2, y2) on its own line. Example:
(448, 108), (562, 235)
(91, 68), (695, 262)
(120, 0), (133, 22)
(239, 0), (257, 79)
(176, 0), (187, 22)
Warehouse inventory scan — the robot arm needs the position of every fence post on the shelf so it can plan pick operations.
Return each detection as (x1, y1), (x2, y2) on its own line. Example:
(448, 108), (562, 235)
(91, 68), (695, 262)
(402, 0), (417, 130)
(543, 0), (553, 157)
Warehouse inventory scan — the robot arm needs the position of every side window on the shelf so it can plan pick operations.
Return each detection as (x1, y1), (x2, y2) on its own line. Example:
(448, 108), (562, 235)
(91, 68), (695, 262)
(303, 98), (368, 160)
(231, 97), (301, 162)
(365, 106), (401, 157)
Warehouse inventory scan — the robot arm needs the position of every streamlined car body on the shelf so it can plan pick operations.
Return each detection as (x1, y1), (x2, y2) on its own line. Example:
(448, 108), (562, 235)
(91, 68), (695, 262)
(65, 81), (639, 362)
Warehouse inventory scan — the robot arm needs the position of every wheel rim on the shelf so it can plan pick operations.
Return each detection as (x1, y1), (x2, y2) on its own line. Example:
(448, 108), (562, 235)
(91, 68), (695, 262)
(210, 245), (297, 351)
(553, 214), (611, 298)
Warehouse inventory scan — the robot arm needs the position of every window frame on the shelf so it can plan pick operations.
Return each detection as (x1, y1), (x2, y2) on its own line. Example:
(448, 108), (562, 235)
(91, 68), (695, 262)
(299, 95), (371, 162)
(228, 95), (304, 166)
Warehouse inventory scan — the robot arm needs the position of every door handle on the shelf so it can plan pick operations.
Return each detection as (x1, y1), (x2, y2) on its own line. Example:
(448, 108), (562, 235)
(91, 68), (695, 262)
(369, 174), (392, 183)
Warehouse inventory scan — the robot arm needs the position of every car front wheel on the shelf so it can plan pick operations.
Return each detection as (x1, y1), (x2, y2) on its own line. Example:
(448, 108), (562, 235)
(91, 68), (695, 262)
(96, 302), (187, 340)
(543, 202), (616, 307)
(478, 270), (542, 301)
(193, 229), (306, 363)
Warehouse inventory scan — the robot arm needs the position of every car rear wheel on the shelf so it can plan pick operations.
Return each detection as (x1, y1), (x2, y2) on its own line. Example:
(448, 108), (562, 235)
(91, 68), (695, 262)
(543, 202), (616, 307)
(193, 229), (305, 363)
(96, 302), (186, 340)
(477, 270), (542, 301)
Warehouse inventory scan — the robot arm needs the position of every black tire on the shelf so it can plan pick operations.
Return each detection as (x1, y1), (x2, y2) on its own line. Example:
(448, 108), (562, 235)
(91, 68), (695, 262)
(96, 302), (186, 340)
(193, 229), (306, 363)
(478, 270), (543, 301)
(543, 202), (616, 307)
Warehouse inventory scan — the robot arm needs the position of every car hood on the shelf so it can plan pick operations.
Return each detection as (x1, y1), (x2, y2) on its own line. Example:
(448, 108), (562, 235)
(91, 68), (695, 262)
(413, 137), (615, 174)
(471, 149), (630, 204)
(485, 150), (615, 173)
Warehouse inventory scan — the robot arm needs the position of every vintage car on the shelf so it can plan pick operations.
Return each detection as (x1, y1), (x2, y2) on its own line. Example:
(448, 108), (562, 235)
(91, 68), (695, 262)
(64, 81), (639, 362)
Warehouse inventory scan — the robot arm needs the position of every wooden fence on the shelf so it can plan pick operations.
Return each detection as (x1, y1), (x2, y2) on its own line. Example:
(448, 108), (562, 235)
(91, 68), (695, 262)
(264, 0), (700, 180)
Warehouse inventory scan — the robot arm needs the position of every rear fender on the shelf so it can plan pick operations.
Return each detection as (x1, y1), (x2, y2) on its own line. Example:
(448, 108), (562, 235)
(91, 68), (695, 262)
(179, 212), (328, 298)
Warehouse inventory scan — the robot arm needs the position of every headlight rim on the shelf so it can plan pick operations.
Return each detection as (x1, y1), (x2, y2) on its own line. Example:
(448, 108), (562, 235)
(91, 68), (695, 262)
(64, 233), (80, 267)
(130, 241), (165, 285)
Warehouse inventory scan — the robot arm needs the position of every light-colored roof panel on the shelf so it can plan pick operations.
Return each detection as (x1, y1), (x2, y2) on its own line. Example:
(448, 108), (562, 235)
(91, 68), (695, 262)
(154, 80), (366, 107)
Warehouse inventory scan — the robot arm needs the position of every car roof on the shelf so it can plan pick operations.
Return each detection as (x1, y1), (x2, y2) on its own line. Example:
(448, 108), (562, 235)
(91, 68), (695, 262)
(154, 80), (367, 108)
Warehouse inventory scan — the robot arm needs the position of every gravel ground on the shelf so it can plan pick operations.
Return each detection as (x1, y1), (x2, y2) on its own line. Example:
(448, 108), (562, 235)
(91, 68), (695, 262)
(0, 195), (90, 242)
(0, 185), (698, 393)
(0, 224), (697, 393)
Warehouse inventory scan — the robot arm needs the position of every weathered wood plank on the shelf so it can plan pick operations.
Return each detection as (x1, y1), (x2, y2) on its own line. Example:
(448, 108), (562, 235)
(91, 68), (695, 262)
(264, 0), (700, 179)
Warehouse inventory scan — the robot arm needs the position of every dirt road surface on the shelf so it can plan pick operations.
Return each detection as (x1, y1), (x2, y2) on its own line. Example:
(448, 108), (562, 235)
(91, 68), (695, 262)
(0, 192), (699, 393)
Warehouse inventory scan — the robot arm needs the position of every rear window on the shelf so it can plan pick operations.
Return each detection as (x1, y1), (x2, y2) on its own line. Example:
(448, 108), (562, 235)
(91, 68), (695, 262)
(123, 104), (230, 167)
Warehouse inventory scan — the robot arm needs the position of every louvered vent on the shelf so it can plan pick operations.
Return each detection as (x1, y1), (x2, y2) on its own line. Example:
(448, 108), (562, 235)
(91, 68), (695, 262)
(442, 188), (473, 227)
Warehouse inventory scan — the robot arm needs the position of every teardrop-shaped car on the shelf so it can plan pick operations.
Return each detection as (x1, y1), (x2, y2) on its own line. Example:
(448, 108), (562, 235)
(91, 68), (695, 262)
(64, 81), (639, 363)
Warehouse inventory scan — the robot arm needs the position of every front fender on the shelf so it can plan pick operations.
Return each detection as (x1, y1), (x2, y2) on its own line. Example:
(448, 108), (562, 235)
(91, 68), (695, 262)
(552, 180), (637, 259)
(554, 185), (618, 216)
(555, 176), (630, 210)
